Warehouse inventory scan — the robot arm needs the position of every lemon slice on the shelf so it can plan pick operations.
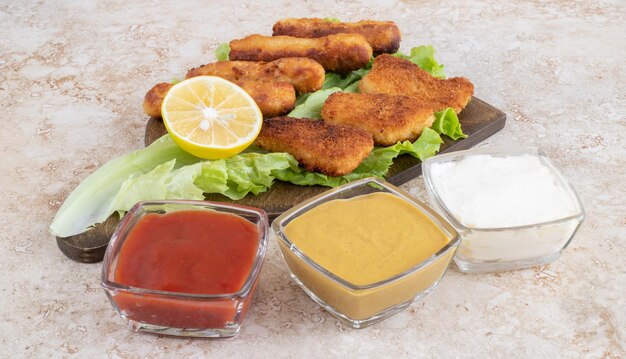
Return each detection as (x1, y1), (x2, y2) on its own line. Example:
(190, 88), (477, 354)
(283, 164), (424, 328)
(161, 76), (263, 159)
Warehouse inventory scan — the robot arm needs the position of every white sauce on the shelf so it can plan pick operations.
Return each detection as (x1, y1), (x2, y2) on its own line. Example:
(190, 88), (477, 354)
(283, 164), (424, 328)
(428, 153), (582, 267)
(429, 154), (579, 228)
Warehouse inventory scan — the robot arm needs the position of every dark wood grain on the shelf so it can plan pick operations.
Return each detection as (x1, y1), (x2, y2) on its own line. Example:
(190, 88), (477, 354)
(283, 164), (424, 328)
(56, 214), (119, 263)
(146, 96), (506, 218)
(59, 96), (505, 263)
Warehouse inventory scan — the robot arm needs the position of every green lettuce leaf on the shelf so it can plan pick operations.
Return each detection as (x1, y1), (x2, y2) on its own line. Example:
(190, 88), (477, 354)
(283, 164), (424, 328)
(323, 17), (341, 23)
(393, 45), (446, 78)
(288, 87), (341, 118)
(343, 81), (360, 93)
(109, 160), (205, 213)
(322, 72), (354, 90)
(50, 135), (202, 237)
(215, 43), (230, 61)
(432, 108), (468, 140)
(50, 135), (298, 237)
(289, 65), (372, 117)
(409, 127), (445, 159)
(293, 92), (311, 107)
(106, 151), (298, 205)
(320, 59), (372, 91)
(166, 163), (205, 199)
(51, 127), (445, 237)
(322, 67), (370, 90)
(195, 152), (297, 200)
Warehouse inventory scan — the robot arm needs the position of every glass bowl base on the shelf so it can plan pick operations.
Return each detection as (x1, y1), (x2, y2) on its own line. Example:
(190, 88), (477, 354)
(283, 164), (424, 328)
(122, 317), (241, 338)
(454, 252), (562, 274)
(289, 272), (441, 329)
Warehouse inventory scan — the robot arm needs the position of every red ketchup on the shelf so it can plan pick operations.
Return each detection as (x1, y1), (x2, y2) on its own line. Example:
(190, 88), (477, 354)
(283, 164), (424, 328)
(113, 210), (260, 329)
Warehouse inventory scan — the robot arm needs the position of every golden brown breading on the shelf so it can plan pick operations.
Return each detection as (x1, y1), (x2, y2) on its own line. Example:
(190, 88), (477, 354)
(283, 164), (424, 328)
(321, 92), (435, 146)
(272, 18), (401, 54)
(143, 82), (173, 118)
(186, 58), (324, 93)
(236, 81), (296, 118)
(143, 80), (296, 118)
(359, 54), (474, 113)
(229, 34), (373, 73)
(256, 117), (374, 176)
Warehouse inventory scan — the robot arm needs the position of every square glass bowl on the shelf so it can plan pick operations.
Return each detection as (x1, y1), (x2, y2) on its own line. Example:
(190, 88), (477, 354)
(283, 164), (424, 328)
(422, 147), (585, 273)
(272, 178), (460, 328)
(101, 200), (268, 338)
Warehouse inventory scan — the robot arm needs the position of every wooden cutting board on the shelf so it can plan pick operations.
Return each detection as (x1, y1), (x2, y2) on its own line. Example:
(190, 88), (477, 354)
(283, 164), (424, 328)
(57, 96), (505, 263)
(145, 96), (505, 218)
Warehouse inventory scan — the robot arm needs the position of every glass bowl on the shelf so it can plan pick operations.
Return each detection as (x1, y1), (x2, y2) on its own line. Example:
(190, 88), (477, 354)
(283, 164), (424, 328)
(422, 147), (585, 273)
(272, 177), (460, 328)
(101, 200), (268, 338)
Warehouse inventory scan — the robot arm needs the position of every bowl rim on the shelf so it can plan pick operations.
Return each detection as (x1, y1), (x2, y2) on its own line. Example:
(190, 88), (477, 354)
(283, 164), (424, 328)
(272, 177), (460, 291)
(101, 199), (268, 299)
(421, 146), (586, 231)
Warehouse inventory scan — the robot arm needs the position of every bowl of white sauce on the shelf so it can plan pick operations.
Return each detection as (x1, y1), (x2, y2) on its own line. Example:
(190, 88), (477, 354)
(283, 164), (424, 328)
(422, 147), (584, 273)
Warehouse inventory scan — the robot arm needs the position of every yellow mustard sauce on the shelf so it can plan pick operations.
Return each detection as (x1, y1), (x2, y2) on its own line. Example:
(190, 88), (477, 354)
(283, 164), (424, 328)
(284, 192), (450, 286)
(280, 192), (455, 320)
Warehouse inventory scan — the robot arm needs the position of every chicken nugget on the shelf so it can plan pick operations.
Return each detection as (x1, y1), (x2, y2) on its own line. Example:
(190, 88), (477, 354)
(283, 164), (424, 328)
(256, 117), (374, 176)
(186, 58), (324, 93)
(272, 18), (401, 54)
(359, 54), (474, 113)
(229, 34), (373, 73)
(321, 92), (435, 146)
(236, 81), (296, 118)
(143, 80), (295, 118)
(143, 82), (173, 118)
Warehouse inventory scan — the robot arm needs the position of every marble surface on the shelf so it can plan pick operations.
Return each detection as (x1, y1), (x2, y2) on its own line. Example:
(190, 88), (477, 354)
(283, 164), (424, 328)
(1, 0), (625, 357)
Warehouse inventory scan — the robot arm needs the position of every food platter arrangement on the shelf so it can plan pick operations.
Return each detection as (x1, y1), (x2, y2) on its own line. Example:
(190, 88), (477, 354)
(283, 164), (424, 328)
(50, 18), (584, 337)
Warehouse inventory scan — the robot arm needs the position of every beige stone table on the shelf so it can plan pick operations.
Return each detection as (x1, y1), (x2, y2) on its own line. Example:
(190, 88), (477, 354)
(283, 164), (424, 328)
(1, 1), (624, 357)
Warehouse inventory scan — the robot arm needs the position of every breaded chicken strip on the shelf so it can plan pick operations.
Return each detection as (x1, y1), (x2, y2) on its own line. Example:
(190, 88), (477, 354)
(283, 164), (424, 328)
(143, 82), (173, 118)
(256, 117), (374, 176)
(272, 18), (401, 54)
(186, 58), (324, 93)
(143, 80), (296, 118)
(229, 34), (373, 73)
(321, 92), (435, 146)
(359, 54), (474, 113)
(234, 81), (296, 117)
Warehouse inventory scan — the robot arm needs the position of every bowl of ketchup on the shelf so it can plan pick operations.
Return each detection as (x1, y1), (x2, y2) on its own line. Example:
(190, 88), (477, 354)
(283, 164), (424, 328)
(101, 200), (268, 338)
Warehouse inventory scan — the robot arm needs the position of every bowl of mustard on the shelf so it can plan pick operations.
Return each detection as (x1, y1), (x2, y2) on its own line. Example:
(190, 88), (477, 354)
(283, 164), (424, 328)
(272, 177), (460, 328)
